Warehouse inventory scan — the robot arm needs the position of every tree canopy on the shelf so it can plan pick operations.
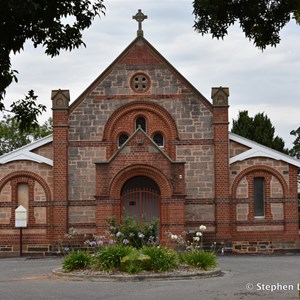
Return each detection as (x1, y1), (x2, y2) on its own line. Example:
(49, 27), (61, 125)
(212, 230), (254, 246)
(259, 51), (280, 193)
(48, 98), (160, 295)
(231, 111), (288, 153)
(0, 114), (52, 156)
(0, 0), (105, 130)
(290, 126), (300, 159)
(193, 0), (300, 50)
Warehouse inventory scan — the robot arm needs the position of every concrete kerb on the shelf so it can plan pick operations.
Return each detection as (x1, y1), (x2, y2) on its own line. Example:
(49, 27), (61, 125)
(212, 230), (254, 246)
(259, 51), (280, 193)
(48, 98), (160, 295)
(52, 267), (222, 282)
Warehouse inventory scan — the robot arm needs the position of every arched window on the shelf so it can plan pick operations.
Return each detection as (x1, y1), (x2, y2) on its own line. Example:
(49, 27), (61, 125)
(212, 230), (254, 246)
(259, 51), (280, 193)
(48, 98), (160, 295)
(118, 134), (129, 147)
(253, 177), (265, 218)
(135, 116), (146, 132)
(153, 133), (164, 147)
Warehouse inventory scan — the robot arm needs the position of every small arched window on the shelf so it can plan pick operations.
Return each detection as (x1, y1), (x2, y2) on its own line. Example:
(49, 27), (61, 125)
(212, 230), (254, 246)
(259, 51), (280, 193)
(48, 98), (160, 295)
(118, 134), (129, 147)
(153, 133), (164, 147)
(135, 117), (146, 132)
(253, 177), (265, 218)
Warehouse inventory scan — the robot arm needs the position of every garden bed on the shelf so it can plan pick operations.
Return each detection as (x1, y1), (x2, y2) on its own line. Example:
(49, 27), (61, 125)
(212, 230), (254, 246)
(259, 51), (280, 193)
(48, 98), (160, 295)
(53, 265), (222, 282)
(56, 218), (221, 280)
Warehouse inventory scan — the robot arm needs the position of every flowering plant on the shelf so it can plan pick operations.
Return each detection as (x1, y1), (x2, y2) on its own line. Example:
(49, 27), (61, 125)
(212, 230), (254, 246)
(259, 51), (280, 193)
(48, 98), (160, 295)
(107, 216), (159, 249)
(59, 227), (81, 254)
(165, 224), (208, 251)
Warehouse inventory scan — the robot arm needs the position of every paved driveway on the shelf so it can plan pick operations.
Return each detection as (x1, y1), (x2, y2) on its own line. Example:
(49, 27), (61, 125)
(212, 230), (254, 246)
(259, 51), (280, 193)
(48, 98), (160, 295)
(0, 255), (299, 300)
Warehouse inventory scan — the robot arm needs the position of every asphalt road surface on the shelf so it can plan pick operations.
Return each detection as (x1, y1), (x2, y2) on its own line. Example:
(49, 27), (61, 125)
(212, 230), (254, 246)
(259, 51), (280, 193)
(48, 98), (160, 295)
(0, 254), (299, 300)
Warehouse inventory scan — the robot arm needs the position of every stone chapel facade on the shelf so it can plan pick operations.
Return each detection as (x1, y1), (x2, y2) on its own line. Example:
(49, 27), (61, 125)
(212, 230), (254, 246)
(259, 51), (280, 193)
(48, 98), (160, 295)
(0, 15), (299, 255)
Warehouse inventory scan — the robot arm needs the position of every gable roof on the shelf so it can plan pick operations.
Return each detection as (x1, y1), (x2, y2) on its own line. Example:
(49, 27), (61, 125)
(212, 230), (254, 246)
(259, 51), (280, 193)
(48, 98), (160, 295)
(229, 132), (300, 167)
(69, 35), (212, 113)
(0, 135), (53, 166)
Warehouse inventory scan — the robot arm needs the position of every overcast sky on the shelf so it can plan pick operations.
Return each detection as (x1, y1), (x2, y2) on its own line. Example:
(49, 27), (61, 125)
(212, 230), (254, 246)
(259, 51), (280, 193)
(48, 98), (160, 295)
(3, 1), (300, 148)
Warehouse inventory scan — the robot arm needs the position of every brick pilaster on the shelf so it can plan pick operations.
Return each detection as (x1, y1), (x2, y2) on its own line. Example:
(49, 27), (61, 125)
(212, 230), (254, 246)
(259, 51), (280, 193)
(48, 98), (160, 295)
(212, 87), (231, 240)
(285, 164), (300, 239)
(51, 90), (70, 241)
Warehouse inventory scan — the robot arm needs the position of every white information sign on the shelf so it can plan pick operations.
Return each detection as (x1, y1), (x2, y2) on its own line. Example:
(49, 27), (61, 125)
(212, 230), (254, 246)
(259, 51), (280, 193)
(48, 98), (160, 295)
(15, 205), (28, 228)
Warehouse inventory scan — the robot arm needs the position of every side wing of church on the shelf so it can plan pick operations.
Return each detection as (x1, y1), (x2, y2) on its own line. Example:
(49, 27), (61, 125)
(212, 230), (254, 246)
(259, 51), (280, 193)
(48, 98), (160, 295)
(0, 13), (299, 255)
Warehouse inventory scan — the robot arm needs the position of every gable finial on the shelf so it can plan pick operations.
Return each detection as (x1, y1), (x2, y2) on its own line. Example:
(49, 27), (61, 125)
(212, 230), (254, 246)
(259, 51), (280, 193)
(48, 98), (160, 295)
(132, 9), (147, 37)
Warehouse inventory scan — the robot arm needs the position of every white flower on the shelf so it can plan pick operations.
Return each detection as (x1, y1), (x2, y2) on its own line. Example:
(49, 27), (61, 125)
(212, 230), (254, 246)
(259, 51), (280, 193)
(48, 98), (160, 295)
(196, 231), (202, 237)
(171, 234), (178, 240)
(123, 239), (129, 245)
(138, 233), (145, 239)
(199, 225), (207, 232)
(193, 236), (200, 242)
(116, 231), (123, 237)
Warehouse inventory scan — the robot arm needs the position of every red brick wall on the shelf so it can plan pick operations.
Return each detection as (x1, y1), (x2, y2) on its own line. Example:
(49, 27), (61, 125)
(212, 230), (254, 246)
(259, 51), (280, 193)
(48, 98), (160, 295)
(229, 142), (299, 248)
(0, 165), (53, 248)
(95, 130), (186, 238)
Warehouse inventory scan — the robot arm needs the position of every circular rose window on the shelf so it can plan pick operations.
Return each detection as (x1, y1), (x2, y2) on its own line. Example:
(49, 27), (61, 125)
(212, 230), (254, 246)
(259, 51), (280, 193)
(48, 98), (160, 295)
(130, 73), (150, 93)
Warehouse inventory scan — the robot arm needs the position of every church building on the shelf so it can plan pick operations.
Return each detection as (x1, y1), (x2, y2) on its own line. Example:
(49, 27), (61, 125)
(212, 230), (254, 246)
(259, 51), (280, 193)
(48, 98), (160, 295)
(0, 10), (299, 255)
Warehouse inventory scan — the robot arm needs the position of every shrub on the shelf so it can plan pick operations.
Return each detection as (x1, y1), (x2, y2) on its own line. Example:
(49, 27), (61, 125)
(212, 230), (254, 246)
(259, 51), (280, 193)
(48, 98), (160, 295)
(92, 245), (134, 271)
(120, 250), (151, 274)
(141, 246), (178, 272)
(62, 250), (91, 272)
(179, 250), (217, 270)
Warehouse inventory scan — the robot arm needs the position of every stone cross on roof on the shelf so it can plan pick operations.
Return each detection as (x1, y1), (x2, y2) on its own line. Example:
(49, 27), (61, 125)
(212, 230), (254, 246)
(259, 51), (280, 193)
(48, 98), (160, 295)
(132, 9), (148, 37)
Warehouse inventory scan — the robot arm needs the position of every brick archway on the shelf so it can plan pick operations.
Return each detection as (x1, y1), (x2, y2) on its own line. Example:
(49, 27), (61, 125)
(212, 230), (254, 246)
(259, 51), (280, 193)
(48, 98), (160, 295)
(0, 171), (52, 237)
(0, 170), (52, 201)
(109, 164), (172, 199)
(231, 165), (289, 198)
(103, 101), (179, 141)
(102, 101), (179, 159)
(121, 176), (161, 224)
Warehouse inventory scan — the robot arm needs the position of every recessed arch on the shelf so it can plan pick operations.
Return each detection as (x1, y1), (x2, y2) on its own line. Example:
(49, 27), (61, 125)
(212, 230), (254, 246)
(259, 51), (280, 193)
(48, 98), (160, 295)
(0, 171), (52, 201)
(102, 101), (179, 141)
(121, 176), (160, 224)
(109, 164), (172, 199)
(121, 176), (160, 194)
(231, 165), (289, 198)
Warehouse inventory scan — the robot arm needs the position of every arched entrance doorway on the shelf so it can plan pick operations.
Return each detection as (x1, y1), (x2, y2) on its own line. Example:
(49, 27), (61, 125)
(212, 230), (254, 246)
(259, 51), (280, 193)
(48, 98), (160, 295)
(121, 176), (160, 224)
